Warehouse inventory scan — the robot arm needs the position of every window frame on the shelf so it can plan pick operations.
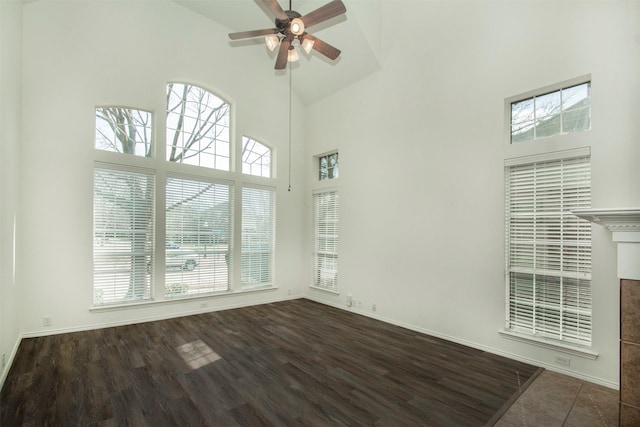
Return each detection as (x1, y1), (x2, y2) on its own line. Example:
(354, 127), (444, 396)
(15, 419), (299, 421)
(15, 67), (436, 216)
(165, 82), (232, 171)
(92, 82), (278, 309)
(317, 151), (339, 182)
(241, 136), (272, 178)
(505, 75), (591, 145)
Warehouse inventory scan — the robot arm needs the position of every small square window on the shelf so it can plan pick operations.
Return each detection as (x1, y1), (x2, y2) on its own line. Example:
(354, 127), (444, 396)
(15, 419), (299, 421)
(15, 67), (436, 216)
(319, 152), (339, 181)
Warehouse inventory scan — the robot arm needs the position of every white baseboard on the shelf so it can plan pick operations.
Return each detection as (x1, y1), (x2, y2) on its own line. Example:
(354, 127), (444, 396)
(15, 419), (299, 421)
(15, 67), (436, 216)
(303, 295), (619, 390)
(0, 335), (22, 390)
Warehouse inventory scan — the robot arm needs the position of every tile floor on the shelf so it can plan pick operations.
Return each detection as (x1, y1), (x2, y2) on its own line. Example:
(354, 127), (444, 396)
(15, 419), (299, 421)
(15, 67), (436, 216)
(495, 370), (619, 426)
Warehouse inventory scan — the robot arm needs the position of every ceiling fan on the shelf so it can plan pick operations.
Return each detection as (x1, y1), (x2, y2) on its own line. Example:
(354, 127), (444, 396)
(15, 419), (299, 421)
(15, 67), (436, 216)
(228, 0), (347, 70)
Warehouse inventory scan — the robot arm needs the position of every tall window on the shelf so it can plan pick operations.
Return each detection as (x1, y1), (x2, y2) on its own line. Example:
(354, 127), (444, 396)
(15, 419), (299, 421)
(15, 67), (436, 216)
(242, 137), (271, 178)
(165, 177), (233, 297)
(94, 82), (250, 306)
(241, 186), (275, 289)
(93, 166), (154, 304)
(166, 83), (230, 170)
(313, 190), (339, 291)
(505, 150), (592, 346)
(511, 82), (591, 143)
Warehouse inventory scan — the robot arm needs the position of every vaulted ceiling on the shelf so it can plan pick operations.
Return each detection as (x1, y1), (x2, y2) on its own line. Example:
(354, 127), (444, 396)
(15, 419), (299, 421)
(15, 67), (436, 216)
(174, 0), (382, 105)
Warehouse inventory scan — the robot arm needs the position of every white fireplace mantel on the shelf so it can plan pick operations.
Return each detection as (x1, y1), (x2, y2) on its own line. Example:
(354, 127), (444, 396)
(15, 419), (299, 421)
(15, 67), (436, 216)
(573, 208), (640, 280)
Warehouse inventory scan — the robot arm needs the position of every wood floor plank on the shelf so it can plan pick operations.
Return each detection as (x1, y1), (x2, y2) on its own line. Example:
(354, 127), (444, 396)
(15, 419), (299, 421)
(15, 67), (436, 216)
(1, 299), (541, 426)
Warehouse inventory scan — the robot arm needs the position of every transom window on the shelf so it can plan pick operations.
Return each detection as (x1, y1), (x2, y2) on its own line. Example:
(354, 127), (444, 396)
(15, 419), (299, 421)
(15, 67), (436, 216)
(242, 137), (271, 178)
(319, 152), (339, 181)
(511, 82), (591, 143)
(166, 83), (230, 170)
(95, 107), (153, 157)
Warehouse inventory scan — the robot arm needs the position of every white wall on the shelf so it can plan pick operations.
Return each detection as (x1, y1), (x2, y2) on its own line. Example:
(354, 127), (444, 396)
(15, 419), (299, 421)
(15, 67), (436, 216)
(0, 0), (23, 385)
(305, 0), (640, 387)
(17, 0), (307, 336)
(7, 0), (639, 391)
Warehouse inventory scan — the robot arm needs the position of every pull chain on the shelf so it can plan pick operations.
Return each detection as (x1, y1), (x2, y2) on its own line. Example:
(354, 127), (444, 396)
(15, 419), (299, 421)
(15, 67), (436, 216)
(288, 59), (292, 192)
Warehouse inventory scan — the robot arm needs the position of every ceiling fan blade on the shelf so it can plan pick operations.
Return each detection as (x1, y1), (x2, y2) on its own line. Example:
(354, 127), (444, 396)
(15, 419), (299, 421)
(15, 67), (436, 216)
(300, 0), (346, 29)
(300, 34), (341, 60)
(275, 38), (291, 70)
(229, 28), (279, 40)
(261, 0), (288, 21)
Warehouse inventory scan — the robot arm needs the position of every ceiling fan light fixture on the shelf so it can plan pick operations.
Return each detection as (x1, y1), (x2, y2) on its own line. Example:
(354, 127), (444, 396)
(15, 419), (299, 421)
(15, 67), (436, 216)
(290, 18), (305, 36)
(301, 38), (315, 54)
(287, 46), (300, 62)
(265, 35), (280, 51)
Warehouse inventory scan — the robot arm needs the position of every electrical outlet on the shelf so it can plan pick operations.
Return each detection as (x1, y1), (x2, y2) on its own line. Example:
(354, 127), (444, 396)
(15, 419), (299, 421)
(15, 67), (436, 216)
(347, 295), (352, 307)
(372, 304), (377, 312)
(358, 301), (362, 308)
(555, 355), (571, 367)
(43, 316), (52, 327)
(288, 288), (292, 295)
(2, 353), (6, 368)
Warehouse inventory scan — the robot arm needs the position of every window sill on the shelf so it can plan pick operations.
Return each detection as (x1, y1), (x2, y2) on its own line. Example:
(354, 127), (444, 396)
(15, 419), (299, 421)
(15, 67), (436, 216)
(90, 286), (278, 312)
(308, 285), (339, 295)
(499, 329), (598, 360)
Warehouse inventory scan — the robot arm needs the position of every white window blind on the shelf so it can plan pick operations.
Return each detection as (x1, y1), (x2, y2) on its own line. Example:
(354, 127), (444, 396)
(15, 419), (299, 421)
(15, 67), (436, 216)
(314, 190), (339, 291)
(166, 176), (233, 297)
(93, 166), (155, 305)
(505, 153), (592, 346)
(241, 186), (275, 288)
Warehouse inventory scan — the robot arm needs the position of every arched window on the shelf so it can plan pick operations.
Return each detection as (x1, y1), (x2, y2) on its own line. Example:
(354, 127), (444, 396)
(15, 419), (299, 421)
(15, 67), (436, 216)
(166, 83), (230, 170)
(242, 136), (271, 178)
(95, 107), (153, 157)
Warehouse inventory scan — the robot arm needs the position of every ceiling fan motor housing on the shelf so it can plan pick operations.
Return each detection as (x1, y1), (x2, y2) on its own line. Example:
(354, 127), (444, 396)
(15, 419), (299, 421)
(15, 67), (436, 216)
(276, 10), (302, 33)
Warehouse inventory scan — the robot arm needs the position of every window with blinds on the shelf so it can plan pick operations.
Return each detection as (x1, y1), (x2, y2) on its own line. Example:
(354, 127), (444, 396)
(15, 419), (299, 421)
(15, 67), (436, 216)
(313, 190), (339, 291)
(94, 82), (279, 306)
(93, 166), (155, 305)
(241, 186), (275, 289)
(165, 176), (233, 297)
(505, 151), (592, 346)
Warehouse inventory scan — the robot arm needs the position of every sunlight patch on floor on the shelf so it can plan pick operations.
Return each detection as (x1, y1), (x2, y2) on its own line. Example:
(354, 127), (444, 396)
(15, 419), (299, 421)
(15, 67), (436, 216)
(176, 339), (221, 370)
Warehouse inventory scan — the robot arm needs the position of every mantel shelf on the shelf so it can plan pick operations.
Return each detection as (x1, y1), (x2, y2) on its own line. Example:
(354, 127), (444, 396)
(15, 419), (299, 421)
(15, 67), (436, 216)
(573, 208), (640, 232)
(573, 208), (640, 280)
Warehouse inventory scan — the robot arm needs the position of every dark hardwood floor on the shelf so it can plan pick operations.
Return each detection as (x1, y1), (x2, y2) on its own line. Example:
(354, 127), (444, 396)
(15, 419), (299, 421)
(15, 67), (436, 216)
(1, 299), (541, 426)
